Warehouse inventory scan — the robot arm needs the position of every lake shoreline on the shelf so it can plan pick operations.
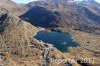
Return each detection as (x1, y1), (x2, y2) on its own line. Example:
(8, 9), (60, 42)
(33, 29), (79, 53)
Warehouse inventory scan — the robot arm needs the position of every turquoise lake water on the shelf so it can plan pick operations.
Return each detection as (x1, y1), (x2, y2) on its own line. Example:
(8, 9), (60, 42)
(33, 31), (79, 52)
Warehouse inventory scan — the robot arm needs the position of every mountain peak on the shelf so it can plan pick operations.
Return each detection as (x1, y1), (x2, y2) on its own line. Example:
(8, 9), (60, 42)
(79, 0), (100, 7)
(82, 0), (95, 3)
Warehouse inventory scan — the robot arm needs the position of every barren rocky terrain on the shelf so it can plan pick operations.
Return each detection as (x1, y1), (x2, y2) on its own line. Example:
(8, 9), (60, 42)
(0, 0), (100, 66)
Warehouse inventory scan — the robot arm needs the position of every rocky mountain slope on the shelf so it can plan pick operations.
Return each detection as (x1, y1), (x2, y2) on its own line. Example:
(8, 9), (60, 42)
(0, 0), (28, 16)
(0, 10), (81, 66)
(0, 0), (100, 66)
(20, 0), (100, 35)
(0, 11), (69, 66)
(0, 11), (39, 65)
(0, 11), (100, 66)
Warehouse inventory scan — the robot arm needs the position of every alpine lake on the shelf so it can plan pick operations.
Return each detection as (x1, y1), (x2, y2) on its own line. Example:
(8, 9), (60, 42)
(33, 31), (79, 52)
